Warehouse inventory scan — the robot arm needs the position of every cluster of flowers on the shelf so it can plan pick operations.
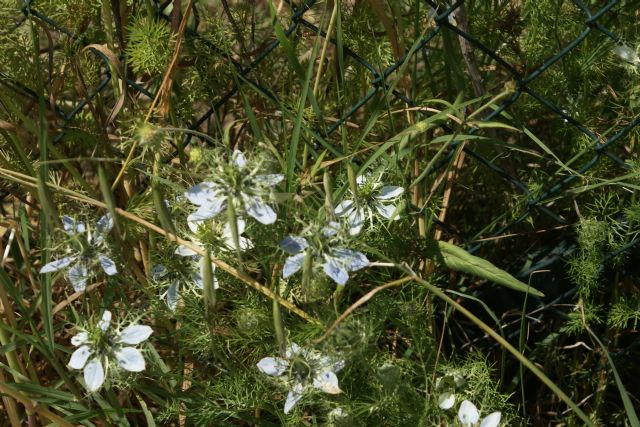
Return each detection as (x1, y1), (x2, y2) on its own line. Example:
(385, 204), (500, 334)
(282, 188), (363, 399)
(437, 373), (502, 426)
(40, 150), (405, 411)
(39, 215), (154, 391)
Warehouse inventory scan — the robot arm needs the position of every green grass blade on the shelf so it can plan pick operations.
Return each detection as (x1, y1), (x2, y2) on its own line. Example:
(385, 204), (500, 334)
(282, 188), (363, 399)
(427, 240), (545, 296)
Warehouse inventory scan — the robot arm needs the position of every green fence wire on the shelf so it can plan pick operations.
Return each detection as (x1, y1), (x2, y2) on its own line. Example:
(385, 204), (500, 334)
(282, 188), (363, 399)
(4, 0), (639, 300)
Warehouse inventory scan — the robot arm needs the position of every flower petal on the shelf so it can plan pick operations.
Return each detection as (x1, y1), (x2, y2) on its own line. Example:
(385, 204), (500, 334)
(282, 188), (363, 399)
(322, 222), (340, 237)
(96, 213), (114, 235)
(151, 264), (168, 281)
(613, 45), (640, 64)
(197, 257), (219, 290)
(185, 182), (219, 206)
(98, 255), (117, 276)
(68, 263), (89, 292)
(40, 256), (76, 274)
(188, 197), (226, 222)
(98, 310), (112, 331)
(334, 200), (355, 217)
(285, 343), (302, 358)
(438, 392), (456, 410)
(256, 357), (288, 376)
(375, 185), (404, 200)
(68, 345), (92, 369)
(232, 150), (247, 169)
(346, 207), (364, 236)
(313, 370), (342, 394)
(71, 331), (89, 347)
(317, 356), (345, 373)
(458, 400), (480, 425)
(242, 194), (277, 225)
(238, 236), (254, 251)
(283, 253), (306, 278)
(284, 382), (304, 414)
(355, 175), (368, 187)
(175, 245), (198, 257)
(61, 215), (74, 232)
(330, 248), (369, 272)
(223, 217), (246, 236)
(166, 280), (180, 310)
(187, 218), (201, 234)
(62, 216), (85, 235)
(222, 218), (254, 251)
(280, 236), (308, 254)
(323, 256), (349, 286)
(480, 412), (502, 427)
(115, 347), (146, 372)
(374, 202), (400, 220)
(83, 358), (105, 392)
(253, 174), (284, 187)
(118, 325), (153, 345)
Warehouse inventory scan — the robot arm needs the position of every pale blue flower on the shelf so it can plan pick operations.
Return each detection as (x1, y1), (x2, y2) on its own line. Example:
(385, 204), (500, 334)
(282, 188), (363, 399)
(335, 174), (404, 235)
(40, 214), (117, 292)
(185, 150), (283, 228)
(257, 343), (344, 414)
(280, 222), (369, 286)
(68, 310), (153, 392)
(172, 217), (254, 307)
(174, 244), (219, 291)
(150, 264), (180, 311)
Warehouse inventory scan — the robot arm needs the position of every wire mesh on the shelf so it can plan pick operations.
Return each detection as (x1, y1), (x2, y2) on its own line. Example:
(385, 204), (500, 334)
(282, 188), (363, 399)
(4, 0), (640, 289)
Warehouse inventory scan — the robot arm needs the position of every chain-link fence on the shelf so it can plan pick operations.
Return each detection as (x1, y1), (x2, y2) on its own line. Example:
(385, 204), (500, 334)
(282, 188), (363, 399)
(5, 0), (639, 295)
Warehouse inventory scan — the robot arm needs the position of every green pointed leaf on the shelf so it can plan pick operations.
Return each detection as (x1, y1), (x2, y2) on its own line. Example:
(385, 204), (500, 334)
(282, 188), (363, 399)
(427, 240), (544, 297)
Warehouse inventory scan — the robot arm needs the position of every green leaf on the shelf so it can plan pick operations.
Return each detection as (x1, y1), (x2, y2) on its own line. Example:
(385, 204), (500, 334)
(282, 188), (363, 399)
(427, 240), (545, 297)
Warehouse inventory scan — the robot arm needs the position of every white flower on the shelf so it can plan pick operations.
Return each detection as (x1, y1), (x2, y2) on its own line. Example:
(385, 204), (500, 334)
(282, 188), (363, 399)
(150, 264), (180, 311)
(173, 216), (254, 306)
(174, 244), (219, 291)
(280, 222), (369, 286)
(187, 217), (254, 251)
(40, 214), (117, 292)
(68, 310), (153, 392)
(335, 174), (404, 235)
(185, 150), (283, 228)
(457, 400), (502, 427)
(257, 343), (345, 414)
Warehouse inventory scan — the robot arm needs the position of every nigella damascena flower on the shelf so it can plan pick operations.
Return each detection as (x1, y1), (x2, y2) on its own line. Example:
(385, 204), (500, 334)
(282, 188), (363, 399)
(257, 343), (345, 414)
(39, 214), (117, 292)
(280, 222), (368, 286)
(185, 150), (283, 228)
(150, 264), (180, 311)
(174, 244), (219, 291)
(187, 216), (254, 251)
(335, 174), (404, 235)
(68, 310), (153, 392)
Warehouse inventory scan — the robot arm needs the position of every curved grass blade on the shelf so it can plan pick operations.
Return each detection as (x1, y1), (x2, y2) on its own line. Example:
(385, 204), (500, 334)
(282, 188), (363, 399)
(427, 239), (545, 296)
